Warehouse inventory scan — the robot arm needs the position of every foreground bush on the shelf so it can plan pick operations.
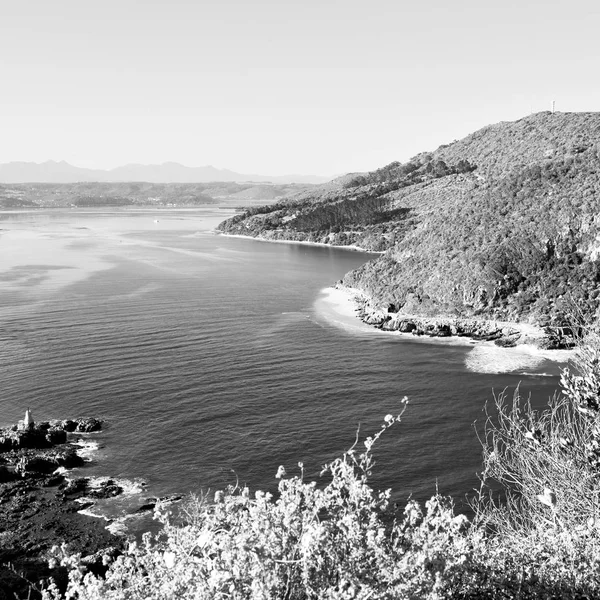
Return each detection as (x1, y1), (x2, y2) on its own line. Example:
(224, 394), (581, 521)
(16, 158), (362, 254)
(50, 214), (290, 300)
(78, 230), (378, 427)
(42, 404), (476, 599)
(42, 344), (600, 598)
(472, 333), (600, 598)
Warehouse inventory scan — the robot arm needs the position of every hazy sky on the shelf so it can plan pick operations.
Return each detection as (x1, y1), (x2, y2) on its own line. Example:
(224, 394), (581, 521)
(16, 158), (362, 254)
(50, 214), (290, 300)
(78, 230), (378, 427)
(1, 0), (598, 176)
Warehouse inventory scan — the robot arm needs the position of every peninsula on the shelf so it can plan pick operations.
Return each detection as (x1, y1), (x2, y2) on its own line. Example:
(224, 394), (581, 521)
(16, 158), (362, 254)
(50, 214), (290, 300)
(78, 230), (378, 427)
(218, 112), (600, 346)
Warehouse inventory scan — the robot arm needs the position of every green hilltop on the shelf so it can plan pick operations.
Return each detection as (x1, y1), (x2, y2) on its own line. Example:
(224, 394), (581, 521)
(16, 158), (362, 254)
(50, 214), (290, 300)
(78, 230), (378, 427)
(218, 111), (600, 329)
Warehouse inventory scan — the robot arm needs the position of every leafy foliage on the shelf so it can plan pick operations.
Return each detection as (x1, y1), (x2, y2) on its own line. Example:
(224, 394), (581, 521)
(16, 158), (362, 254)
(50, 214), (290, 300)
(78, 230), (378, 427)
(42, 347), (600, 598)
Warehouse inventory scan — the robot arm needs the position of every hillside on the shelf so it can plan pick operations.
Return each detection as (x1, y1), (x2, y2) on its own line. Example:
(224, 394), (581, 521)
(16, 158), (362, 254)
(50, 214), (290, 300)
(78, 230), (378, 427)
(218, 112), (600, 332)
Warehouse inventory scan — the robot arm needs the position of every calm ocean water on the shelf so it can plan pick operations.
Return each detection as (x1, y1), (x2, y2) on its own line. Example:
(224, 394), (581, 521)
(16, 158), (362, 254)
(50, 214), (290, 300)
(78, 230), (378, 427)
(0, 208), (566, 523)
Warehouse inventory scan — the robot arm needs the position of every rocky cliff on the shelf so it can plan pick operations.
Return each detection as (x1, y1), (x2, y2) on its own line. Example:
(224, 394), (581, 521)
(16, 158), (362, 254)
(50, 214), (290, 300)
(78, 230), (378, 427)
(218, 112), (600, 329)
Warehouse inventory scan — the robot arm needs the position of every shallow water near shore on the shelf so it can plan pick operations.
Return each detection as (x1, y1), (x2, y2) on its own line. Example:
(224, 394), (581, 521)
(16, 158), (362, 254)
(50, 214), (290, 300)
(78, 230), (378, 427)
(0, 209), (568, 529)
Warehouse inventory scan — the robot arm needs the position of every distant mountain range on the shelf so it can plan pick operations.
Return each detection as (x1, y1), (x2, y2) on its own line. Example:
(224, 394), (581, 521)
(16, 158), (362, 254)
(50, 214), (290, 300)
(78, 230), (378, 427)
(0, 160), (331, 185)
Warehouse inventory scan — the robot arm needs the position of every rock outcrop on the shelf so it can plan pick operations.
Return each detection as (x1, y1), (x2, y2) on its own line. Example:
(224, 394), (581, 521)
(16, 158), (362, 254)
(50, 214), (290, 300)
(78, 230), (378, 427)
(0, 415), (123, 599)
(349, 287), (577, 349)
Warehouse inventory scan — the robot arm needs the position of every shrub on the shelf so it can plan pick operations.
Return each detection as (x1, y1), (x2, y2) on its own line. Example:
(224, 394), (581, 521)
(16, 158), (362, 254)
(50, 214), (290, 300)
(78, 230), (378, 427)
(42, 341), (600, 598)
(41, 401), (488, 600)
(472, 334), (600, 596)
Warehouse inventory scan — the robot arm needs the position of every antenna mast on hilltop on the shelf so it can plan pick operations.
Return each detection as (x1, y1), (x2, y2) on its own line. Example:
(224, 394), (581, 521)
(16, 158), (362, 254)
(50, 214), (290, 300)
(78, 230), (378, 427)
(552, 100), (556, 114)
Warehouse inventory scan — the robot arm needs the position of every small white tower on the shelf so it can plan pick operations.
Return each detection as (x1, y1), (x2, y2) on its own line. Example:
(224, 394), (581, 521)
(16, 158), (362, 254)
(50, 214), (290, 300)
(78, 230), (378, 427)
(23, 408), (34, 430)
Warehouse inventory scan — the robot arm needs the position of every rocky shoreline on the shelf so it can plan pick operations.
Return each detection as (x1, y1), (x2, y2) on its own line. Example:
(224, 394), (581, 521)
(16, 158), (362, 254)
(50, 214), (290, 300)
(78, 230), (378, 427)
(0, 413), (178, 599)
(345, 286), (577, 350)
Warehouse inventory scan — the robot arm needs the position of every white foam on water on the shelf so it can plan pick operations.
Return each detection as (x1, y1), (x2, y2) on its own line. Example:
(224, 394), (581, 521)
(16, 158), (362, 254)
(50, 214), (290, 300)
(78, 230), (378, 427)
(106, 520), (130, 536)
(520, 372), (555, 377)
(316, 286), (575, 374)
(219, 233), (380, 253)
(312, 287), (383, 337)
(77, 505), (111, 521)
(76, 477), (149, 534)
(85, 476), (146, 496)
(72, 439), (100, 462)
(465, 343), (573, 374)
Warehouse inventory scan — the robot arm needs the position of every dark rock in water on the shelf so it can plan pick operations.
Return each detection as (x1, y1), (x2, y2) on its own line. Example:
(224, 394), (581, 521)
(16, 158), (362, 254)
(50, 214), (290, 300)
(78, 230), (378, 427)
(495, 337), (517, 348)
(75, 417), (102, 433)
(0, 415), (119, 599)
(48, 418), (103, 433)
(87, 479), (123, 499)
(135, 494), (184, 513)
(56, 419), (77, 432)
(54, 447), (85, 469)
(45, 427), (67, 445)
(60, 477), (89, 496)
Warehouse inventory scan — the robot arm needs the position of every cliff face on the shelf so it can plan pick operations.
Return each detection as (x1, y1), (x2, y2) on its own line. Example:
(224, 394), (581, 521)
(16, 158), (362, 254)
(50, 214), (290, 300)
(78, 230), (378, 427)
(218, 112), (600, 327)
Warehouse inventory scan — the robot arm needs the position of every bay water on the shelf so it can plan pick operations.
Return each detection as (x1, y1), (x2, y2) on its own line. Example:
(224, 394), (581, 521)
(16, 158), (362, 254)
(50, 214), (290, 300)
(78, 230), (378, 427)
(0, 208), (565, 525)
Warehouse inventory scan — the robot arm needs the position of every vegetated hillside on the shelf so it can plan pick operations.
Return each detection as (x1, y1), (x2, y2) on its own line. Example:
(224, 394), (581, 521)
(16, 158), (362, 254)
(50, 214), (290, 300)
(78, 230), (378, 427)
(219, 111), (600, 327)
(0, 182), (316, 209)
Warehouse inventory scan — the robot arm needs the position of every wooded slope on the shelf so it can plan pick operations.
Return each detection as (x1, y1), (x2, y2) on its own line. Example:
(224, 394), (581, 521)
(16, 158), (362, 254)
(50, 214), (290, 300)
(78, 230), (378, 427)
(219, 112), (600, 326)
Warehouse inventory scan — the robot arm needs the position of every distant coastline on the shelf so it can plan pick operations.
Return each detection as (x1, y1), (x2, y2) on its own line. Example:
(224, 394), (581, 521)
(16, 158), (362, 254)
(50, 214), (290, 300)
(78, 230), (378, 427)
(217, 231), (384, 253)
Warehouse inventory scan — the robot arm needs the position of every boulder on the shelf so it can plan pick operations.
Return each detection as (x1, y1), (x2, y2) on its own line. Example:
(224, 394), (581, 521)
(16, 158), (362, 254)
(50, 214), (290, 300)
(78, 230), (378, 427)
(1, 429), (50, 450)
(75, 418), (102, 433)
(54, 448), (85, 469)
(45, 428), (67, 446)
(60, 420), (78, 432)
(87, 479), (123, 499)
(16, 456), (57, 476)
(433, 324), (452, 337)
(60, 477), (89, 496)
(398, 320), (417, 333)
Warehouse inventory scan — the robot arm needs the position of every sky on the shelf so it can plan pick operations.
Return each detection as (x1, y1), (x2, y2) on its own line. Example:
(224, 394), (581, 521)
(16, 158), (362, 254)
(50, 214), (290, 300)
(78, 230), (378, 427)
(1, 0), (599, 177)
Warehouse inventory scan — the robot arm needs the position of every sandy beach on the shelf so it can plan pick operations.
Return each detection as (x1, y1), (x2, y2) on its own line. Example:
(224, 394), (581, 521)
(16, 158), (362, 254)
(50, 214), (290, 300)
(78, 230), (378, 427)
(315, 285), (575, 374)
(218, 231), (382, 253)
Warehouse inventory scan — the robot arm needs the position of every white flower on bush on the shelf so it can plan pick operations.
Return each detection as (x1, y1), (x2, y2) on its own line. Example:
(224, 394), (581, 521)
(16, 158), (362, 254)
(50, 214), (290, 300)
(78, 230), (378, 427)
(536, 487), (557, 508)
(163, 551), (176, 569)
(197, 530), (212, 549)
